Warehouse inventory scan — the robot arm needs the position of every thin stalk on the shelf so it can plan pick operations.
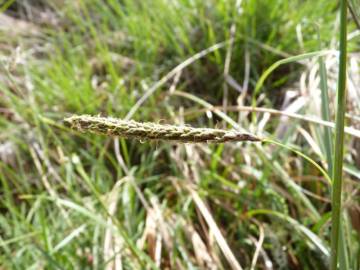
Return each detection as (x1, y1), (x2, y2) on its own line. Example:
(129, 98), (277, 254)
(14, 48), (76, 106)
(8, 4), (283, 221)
(318, 26), (349, 269)
(317, 32), (333, 176)
(330, 0), (347, 269)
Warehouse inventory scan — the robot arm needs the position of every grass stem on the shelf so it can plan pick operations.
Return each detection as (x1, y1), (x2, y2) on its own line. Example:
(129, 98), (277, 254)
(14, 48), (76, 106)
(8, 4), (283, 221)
(330, 0), (347, 269)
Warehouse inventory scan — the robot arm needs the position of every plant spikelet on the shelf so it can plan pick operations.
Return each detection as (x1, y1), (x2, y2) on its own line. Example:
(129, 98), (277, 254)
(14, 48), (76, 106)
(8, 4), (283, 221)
(64, 115), (261, 143)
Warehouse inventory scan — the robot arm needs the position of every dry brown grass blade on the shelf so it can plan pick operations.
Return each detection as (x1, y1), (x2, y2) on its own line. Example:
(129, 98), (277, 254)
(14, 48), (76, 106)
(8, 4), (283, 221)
(29, 143), (70, 224)
(184, 225), (218, 270)
(104, 180), (124, 270)
(138, 208), (159, 266)
(168, 177), (220, 269)
(250, 220), (265, 270)
(223, 0), (243, 113)
(0, 13), (40, 37)
(148, 196), (172, 267)
(137, 195), (186, 269)
(186, 184), (243, 270)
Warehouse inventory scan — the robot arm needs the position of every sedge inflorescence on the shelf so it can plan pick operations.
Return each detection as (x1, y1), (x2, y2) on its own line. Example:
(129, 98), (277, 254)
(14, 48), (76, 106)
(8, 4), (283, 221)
(64, 115), (261, 143)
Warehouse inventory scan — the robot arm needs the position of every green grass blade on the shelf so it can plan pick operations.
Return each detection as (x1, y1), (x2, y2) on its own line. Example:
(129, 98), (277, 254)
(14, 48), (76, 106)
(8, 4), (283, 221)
(348, 0), (360, 29)
(263, 139), (332, 185)
(330, 0), (348, 269)
(248, 209), (330, 257)
(251, 50), (333, 108)
(317, 30), (351, 269)
(317, 35), (334, 177)
(53, 224), (87, 253)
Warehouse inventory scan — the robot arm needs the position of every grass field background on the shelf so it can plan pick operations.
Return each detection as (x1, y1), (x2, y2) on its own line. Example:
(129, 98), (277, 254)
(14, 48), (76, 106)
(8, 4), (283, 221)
(0, 1), (360, 269)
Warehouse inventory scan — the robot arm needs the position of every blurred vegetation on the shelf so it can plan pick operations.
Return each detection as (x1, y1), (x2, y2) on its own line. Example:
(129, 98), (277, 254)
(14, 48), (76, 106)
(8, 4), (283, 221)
(0, 0), (359, 269)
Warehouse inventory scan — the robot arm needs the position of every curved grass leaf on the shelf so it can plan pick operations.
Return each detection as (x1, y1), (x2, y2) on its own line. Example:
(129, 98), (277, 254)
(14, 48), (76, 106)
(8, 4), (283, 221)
(248, 209), (330, 257)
